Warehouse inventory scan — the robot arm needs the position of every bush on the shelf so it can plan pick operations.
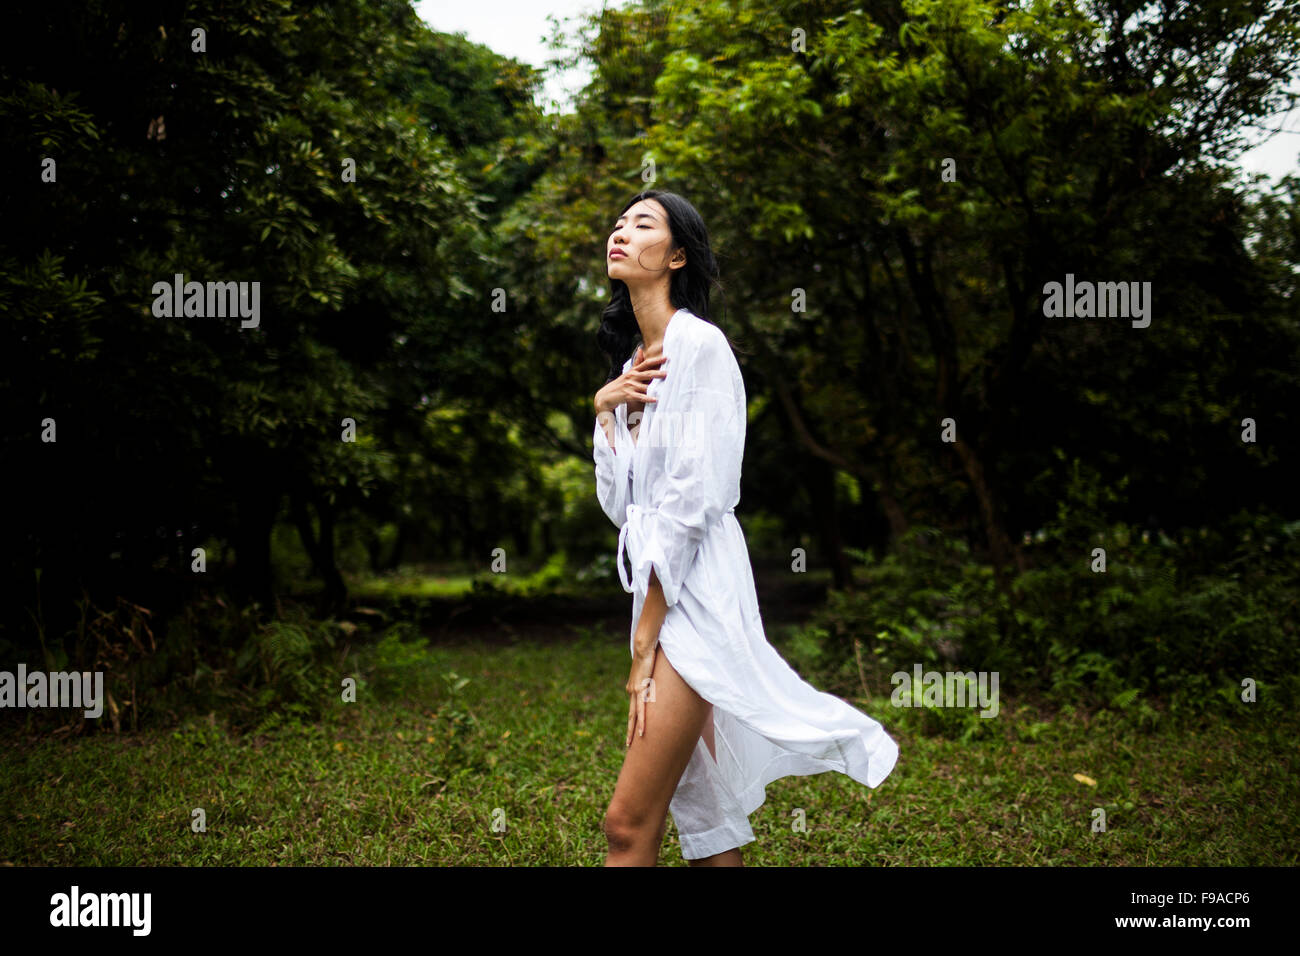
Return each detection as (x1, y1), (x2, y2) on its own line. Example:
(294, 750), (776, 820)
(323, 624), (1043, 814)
(235, 617), (328, 720)
(789, 501), (1300, 734)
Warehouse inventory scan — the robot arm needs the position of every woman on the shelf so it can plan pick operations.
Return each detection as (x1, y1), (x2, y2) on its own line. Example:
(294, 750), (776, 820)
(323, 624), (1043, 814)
(592, 189), (899, 867)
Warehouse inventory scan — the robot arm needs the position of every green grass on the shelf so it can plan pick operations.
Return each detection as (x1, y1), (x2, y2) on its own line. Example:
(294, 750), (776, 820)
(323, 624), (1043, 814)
(349, 568), (481, 600)
(343, 556), (593, 601)
(2, 628), (1296, 866)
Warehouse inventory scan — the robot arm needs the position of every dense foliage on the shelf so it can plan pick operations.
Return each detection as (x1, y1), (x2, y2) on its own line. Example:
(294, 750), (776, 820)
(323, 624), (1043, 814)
(2, 0), (1297, 726)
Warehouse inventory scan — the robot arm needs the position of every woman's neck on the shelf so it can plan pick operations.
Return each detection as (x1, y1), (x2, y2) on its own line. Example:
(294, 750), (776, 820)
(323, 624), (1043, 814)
(630, 295), (676, 353)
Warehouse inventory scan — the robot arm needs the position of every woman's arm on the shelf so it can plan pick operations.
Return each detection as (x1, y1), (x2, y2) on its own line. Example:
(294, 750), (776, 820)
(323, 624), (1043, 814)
(634, 569), (669, 658)
(596, 404), (618, 451)
(593, 402), (633, 527)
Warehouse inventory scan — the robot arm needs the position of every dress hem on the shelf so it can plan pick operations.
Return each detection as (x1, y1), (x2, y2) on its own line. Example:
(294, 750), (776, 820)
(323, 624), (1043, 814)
(677, 817), (757, 860)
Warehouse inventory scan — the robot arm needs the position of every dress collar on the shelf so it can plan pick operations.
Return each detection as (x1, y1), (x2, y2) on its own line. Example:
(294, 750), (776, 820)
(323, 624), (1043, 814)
(631, 308), (689, 454)
(664, 307), (690, 348)
(623, 307), (691, 376)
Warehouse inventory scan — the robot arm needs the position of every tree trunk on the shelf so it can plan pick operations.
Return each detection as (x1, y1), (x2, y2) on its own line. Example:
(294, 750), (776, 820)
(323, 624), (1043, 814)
(894, 229), (1025, 588)
(364, 526), (384, 575)
(312, 494), (347, 614)
(874, 454), (910, 540)
(809, 457), (855, 591)
(291, 493), (323, 578)
(290, 489), (347, 613)
(949, 436), (1025, 586)
(234, 485), (277, 611)
(726, 307), (913, 547)
(386, 522), (409, 571)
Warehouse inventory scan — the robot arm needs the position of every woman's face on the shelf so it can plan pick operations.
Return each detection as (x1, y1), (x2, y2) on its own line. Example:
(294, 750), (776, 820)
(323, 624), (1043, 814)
(606, 198), (682, 283)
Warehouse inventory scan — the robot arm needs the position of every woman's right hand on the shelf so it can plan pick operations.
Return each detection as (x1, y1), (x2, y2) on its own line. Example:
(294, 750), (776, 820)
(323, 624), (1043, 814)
(594, 346), (669, 420)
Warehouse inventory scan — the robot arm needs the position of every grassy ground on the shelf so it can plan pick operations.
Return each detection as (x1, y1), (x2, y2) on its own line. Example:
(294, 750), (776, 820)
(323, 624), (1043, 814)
(2, 622), (1296, 866)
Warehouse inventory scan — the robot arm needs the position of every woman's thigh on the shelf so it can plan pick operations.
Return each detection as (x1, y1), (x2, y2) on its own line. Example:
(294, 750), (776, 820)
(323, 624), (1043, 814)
(606, 643), (713, 832)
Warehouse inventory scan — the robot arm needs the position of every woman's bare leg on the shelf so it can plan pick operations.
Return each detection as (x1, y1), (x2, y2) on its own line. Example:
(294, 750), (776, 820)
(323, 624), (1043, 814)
(603, 644), (711, 866)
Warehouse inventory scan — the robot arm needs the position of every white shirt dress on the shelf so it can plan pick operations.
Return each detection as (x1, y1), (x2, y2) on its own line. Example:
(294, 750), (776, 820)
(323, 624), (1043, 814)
(592, 307), (900, 860)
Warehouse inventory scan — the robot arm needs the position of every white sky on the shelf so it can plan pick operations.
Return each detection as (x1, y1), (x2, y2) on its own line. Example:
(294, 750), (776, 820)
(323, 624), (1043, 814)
(414, 0), (1299, 187)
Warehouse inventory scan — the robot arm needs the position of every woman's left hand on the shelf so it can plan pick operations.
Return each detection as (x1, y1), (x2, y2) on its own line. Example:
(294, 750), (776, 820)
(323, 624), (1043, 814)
(625, 645), (658, 747)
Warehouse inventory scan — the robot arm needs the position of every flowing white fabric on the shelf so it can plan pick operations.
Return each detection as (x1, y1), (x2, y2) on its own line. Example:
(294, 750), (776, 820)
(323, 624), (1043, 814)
(593, 307), (899, 859)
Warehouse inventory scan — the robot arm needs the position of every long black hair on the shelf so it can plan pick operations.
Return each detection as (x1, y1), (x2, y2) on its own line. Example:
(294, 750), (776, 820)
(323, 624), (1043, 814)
(596, 189), (732, 383)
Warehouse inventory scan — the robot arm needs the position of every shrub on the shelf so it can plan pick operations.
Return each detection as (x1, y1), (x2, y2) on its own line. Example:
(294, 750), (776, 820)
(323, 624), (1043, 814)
(788, 504), (1300, 735)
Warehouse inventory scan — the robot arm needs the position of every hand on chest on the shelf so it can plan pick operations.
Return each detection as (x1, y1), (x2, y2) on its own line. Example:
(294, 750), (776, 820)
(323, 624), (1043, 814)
(627, 343), (668, 447)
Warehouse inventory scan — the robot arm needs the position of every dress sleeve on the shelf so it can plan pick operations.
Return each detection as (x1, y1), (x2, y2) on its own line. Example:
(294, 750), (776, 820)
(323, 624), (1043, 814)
(625, 333), (743, 608)
(593, 406), (633, 528)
